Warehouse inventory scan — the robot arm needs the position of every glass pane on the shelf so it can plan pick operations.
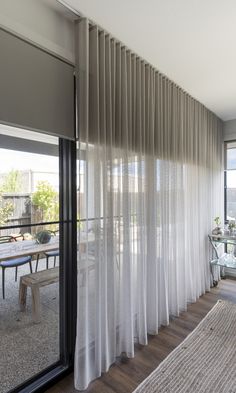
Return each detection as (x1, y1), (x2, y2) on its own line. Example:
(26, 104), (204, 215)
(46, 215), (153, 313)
(77, 148), (86, 222)
(227, 145), (236, 170)
(226, 188), (236, 221)
(0, 126), (60, 392)
(226, 170), (236, 189)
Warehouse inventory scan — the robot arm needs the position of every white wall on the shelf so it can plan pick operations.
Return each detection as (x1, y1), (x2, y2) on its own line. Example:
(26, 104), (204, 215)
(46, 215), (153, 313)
(224, 119), (236, 141)
(0, 0), (75, 63)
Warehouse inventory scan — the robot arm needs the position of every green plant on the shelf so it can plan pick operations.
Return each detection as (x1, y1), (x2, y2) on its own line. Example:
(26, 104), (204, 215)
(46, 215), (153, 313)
(228, 221), (235, 230)
(0, 170), (21, 226)
(31, 181), (59, 229)
(0, 170), (23, 193)
(0, 194), (13, 226)
(77, 214), (83, 229)
(214, 216), (221, 227)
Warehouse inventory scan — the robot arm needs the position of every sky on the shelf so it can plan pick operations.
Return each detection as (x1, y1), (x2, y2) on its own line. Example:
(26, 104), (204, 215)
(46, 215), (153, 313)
(0, 148), (59, 174)
(227, 149), (236, 170)
(227, 149), (236, 188)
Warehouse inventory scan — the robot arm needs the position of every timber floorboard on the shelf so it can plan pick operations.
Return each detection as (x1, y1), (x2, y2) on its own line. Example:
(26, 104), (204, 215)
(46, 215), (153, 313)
(46, 277), (236, 393)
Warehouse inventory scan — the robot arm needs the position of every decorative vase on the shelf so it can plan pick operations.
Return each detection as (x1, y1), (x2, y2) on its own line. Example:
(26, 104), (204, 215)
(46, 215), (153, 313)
(212, 227), (223, 235)
(35, 230), (52, 244)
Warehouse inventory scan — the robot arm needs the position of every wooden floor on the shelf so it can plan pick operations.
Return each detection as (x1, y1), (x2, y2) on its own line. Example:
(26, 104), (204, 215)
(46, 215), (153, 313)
(47, 277), (236, 393)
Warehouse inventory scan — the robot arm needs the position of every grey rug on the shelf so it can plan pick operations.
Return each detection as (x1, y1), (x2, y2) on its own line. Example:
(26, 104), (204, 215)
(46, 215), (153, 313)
(133, 300), (236, 393)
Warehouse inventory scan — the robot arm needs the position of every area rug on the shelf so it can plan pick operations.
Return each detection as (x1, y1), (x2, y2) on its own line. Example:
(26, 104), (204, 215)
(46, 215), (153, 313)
(133, 300), (236, 393)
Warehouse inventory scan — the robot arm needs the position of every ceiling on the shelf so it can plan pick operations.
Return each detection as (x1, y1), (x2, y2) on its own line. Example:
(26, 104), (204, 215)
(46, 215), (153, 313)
(59, 0), (236, 121)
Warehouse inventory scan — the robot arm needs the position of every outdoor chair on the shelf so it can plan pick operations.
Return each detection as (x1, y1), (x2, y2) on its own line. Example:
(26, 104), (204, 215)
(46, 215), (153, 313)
(0, 235), (32, 299)
(35, 249), (59, 272)
(35, 230), (59, 272)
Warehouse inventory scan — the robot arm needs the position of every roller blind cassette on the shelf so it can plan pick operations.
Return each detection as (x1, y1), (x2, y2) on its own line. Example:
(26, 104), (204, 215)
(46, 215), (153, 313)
(0, 29), (74, 139)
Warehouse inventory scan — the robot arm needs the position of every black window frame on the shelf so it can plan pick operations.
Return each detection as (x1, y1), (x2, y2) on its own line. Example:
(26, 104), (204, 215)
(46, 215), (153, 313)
(224, 140), (236, 225)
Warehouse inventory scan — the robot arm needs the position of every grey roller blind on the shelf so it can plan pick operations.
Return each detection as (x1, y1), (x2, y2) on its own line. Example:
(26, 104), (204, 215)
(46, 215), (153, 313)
(0, 29), (74, 139)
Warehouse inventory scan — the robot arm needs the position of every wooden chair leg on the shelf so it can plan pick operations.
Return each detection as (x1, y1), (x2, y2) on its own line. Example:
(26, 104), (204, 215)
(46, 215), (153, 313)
(29, 260), (33, 274)
(15, 266), (18, 282)
(35, 255), (39, 272)
(46, 256), (49, 270)
(54, 256), (56, 267)
(2, 267), (5, 299)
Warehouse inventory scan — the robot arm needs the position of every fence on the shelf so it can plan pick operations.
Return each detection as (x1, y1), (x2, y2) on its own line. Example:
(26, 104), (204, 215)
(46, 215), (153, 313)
(0, 193), (31, 235)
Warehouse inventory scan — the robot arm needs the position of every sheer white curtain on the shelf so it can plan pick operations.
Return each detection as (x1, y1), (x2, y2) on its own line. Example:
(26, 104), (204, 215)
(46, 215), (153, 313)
(74, 19), (223, 390)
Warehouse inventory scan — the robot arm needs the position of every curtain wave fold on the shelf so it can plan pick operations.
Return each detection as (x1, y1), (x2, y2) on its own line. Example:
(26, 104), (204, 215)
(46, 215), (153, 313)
(74, 18), (223, 390)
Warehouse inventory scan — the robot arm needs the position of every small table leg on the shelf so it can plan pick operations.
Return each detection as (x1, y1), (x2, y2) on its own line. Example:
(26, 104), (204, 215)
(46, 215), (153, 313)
(31, 286), (41, 323)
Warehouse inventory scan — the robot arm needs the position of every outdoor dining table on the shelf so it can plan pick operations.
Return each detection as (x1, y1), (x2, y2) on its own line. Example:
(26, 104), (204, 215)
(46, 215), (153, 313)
(0, 238), (59, 262)
(0, 232), (95, 262)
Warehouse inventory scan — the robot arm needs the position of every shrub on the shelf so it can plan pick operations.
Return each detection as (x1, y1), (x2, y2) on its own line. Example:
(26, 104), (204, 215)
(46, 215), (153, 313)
(31, 181), (59, 229)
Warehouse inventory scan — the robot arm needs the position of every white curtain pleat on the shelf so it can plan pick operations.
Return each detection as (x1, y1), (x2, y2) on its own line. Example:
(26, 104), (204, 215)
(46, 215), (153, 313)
(74, 18), (223, 390)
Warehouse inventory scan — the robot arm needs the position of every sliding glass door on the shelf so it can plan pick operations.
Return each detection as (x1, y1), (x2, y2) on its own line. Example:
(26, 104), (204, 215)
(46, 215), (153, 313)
(0, 126), (76, 392)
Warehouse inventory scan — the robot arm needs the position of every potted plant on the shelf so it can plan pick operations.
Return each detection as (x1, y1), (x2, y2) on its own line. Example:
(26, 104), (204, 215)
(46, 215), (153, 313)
(228, 221), (236, 235)
(212, 216), (223, 235)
